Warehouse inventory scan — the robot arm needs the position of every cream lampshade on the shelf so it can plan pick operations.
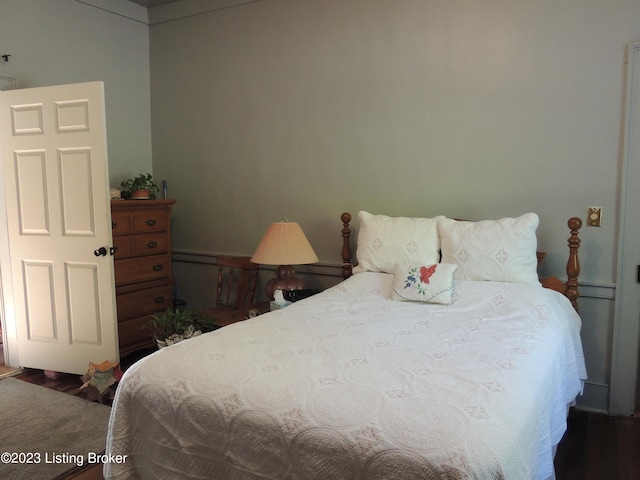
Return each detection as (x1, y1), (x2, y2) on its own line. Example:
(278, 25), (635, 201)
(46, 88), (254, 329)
(251, 220), (319, 300)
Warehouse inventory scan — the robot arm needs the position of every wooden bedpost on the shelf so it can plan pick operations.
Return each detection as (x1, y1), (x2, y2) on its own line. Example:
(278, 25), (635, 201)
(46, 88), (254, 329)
(565, 217), (582, 312)
(341, 212), (353, 279)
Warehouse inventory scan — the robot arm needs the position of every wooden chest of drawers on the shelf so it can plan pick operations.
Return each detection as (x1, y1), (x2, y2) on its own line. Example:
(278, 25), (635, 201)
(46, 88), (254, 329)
(111, 199), (176, 356)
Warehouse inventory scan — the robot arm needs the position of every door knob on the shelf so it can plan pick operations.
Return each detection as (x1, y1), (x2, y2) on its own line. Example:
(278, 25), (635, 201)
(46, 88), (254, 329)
(110, 246), (117, 256)
(93, 246), (107, 257)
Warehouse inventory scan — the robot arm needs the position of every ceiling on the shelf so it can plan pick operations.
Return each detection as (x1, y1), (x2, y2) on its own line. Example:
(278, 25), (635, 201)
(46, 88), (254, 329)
(127, 0), (181, 7)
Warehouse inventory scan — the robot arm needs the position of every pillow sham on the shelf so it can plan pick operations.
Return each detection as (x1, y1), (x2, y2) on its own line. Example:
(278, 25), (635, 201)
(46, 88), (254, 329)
(353, 211), (445, 274)
(438, 213), (540, 286)
(391, 263), (457, 305)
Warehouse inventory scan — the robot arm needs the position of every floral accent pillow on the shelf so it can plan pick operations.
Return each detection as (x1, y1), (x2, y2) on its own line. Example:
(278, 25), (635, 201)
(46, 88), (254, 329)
(392, 263), (458, 305)
(353, 211), (445, 274)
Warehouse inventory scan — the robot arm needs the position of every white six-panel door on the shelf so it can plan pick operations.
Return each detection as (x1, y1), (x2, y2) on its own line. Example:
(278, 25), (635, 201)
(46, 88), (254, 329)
(0, 82), (118, 374)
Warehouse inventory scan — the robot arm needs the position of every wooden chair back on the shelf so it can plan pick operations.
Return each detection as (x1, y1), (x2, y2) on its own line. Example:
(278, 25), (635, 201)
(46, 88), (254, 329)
(216, 256), (259, 309)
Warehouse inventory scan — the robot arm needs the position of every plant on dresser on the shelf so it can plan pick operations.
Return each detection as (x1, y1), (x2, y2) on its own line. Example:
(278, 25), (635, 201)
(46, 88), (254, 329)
(120, 173), (159, 199)
(111, 199), (176, 357)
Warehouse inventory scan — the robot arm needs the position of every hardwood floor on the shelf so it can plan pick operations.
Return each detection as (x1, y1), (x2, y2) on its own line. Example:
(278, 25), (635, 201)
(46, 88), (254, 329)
(12, 347), (156, 400)
(3, 346), (639, 479)
(14, 368), (92, 396)
(555, 409), (640, 480)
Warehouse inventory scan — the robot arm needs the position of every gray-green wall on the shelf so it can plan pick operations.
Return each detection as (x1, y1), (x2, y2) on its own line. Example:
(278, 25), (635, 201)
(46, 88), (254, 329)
(4, 0), (640, 413)
(0, 0), (153, 183)
(149, 0), (640, 414)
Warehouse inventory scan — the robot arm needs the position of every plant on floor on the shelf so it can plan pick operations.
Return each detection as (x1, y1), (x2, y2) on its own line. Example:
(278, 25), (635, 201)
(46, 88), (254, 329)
(120, 173), (159, 199)
(150, 308), (218, 348)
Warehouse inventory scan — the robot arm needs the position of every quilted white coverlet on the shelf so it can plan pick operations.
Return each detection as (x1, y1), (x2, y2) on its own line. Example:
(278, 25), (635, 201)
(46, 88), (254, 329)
(105, 272), (587, 480)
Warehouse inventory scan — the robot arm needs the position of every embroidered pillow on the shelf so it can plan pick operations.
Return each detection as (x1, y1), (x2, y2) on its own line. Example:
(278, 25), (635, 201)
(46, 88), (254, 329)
(392, 263), (457, 304)
(438, 213), (540, 286)
(353, 211), (445, 274)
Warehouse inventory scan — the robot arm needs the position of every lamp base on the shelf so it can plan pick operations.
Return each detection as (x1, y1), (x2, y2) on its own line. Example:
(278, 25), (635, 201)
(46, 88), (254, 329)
(265, 265), (305, 300)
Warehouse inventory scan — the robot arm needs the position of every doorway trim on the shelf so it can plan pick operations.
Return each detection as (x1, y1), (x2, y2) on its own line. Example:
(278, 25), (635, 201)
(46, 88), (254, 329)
(611, 41), (640, 415)
(0, 119), (19, 368)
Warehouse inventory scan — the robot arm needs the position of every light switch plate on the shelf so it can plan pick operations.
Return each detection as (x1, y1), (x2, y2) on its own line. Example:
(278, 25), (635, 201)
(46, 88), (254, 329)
(587, 206), (602, 227)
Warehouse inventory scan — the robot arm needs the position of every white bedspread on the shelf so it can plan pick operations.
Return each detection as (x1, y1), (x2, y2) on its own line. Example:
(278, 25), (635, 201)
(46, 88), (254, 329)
(105, 272), (587, 480)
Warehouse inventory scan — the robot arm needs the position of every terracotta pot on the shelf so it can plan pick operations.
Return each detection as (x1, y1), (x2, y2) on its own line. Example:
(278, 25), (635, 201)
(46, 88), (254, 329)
(130, 189), (151, 199)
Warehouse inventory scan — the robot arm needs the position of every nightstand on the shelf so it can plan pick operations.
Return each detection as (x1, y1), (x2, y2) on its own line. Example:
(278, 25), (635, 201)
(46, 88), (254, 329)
(200, 301), (271, 328)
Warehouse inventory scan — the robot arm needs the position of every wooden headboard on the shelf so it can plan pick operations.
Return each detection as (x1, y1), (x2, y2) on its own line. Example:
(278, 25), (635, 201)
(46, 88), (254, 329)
(340, 213), (583, 312)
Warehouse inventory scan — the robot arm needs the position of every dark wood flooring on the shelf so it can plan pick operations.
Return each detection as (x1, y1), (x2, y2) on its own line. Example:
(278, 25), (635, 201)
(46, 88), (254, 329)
(555, 409), (640, 480)
(11, 347), (155, 400)
(4, 348), (640, 480)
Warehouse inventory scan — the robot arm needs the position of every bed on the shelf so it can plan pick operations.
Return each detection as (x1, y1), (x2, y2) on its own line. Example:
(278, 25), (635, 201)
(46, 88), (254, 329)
(105, 211), (587, 480)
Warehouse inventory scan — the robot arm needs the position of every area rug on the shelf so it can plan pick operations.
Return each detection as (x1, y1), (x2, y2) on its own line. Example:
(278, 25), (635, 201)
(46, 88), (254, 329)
(0, 377), (112, 480)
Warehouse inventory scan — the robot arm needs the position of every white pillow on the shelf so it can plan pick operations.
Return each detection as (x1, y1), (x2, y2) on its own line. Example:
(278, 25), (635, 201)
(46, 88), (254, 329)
(392, 263), (458, 305)
(438, 213), (541, 286)
(353, 211), (445, 274)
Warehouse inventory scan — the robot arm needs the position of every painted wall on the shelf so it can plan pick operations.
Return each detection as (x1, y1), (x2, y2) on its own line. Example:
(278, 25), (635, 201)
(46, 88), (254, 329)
(0, 0), (153, 184)
(149, 0), (634, 276)
(148, 0), (640, 413)
(1, 0), (637, 413)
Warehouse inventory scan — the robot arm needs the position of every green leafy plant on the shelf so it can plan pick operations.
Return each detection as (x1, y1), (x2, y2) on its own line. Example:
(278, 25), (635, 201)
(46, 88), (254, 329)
(150, 308), (218, 348)
(120, 173), (159, 199)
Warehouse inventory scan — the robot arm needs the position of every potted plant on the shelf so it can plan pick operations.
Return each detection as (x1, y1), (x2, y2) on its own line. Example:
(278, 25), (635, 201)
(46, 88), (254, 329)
(150, 308), (218, 348)
(120, 173), (159, 200)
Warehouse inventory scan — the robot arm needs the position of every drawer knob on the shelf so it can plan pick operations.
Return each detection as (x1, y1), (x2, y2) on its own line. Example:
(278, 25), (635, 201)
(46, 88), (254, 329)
(153, 264), (163, 271)
(112, 221), (117, 229)
(154, 296), (165, 303)
(146, 219), (157, 227)
(147, 241), (158, 248)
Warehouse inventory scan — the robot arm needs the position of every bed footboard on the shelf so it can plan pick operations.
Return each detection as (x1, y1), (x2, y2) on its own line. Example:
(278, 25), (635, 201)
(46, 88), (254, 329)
(339, 212), (582, 311)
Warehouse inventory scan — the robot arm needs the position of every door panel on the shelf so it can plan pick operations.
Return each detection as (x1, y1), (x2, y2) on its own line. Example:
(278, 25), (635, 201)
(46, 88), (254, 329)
(67, 262), (101, 344)
(14, 150), (50, 234)
(23, 261), (56, 340)
(0, 82), (118, 374)
(60, 147), (95, 235)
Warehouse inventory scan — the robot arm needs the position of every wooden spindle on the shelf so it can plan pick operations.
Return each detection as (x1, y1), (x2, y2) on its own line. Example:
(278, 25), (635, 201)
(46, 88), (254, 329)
(341, 212), (353, 279)
(565, 217), (582, 311)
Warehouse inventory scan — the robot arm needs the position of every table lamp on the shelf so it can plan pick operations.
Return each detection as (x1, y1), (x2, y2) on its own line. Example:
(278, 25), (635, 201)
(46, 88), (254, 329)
(251, 219), (319, 300)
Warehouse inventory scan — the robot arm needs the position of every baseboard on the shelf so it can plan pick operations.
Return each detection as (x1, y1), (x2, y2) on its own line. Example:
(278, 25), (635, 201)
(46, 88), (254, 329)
(575, 381), (610, 414)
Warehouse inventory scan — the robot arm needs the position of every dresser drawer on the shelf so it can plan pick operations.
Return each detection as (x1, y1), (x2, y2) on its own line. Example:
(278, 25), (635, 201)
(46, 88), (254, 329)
(116, 283), (173, 320)
(118, 315), (155, 352)
(113, 232), (170, 259)
(134, 232), (169, 255)
(111, 208), (169, 236)
(111, 211), (132, 235)
(132, 209), (168, 233)
(112, 236), (134, 258)
(114, 253), (171, 286)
